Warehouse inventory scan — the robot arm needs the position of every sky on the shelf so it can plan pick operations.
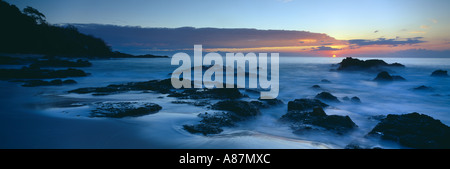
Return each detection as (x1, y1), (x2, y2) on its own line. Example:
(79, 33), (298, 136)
(5, 0), (450, 57)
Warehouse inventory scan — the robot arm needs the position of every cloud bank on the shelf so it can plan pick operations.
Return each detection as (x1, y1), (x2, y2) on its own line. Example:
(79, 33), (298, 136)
(73, 24), (343, 55)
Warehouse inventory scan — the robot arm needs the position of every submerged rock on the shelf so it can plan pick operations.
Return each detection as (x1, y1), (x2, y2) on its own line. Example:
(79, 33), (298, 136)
(337, 57), (404, 71)
(30, 57), (92, 67)
(287, 99), (328, 112)
(280, 107), (357, 134)
(311, 85), (321, 89)
(350, 96), (361, 103)
(373, 71), (406, 82)
(431, 70), (448, 77)
(368, 112), (450, 149)
(184, 100), (263, 135)
(183, 124), (223, 135)
(315, 92), (340, 103)
(91, 102), (162, 118)
(412, 85), (434, 91)
(21, 79), (77, 87)
(212, 100), (261, 118)
(321, 79), (331, 83)
(0, 66), (88, 79)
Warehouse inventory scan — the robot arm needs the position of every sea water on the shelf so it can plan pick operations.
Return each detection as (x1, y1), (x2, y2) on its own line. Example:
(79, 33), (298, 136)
(1, 56), (449, 148)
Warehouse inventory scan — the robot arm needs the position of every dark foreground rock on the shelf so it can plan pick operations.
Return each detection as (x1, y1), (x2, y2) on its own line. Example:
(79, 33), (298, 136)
(91, 102), (162, 118)
(431, 70), (448, 77)
(21, 79), (77, 87)
(212, 100), (261, 118)
(184, 100), (262, 135)
(0, 66), (88, 79)
(168, 88), (244, 100)
(315, 92), (340, 103)
(69, 78), (245, 100)
(412, 85), (434, 91)
(337, 57), (404, 71)
(373, 71), (406, 82)
(280, 107), (357, 134)
(30, 57), (92, 67)
(368, 113), (450, 149)
(287, 99), (328, 112)
(69, 78), (175, 95)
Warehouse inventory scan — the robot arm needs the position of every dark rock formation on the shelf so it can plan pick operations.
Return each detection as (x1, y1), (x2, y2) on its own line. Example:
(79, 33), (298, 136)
(373, 71), (406, 82)
(212, 100), (261, 119)
(21, 79), (77, 87)
(412, 85), (434, 91)
(184, 100), (262, 135)
(315, 92), (340, 102)
(337, 57), (404, 71)
(350, 96), (361, 103)
(321, 79), (331, 83)
(368, 112), (450, 149)
(431, 70), (448, 77)
(30, 57), (92, 67)
(287, 99), (328, 112)
(311, 85), (321, 89)
(0, 66), (88, 79)
(91, 102), (162, 118)
(69, 78), (175, 95)
(280, 107), (357, 134)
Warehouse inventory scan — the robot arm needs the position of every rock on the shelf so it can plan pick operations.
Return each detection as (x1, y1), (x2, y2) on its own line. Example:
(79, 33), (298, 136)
(0, 66), (88, 79)
(69, 78), (245, 99)
(373, 71), (406, 82)
(342, 96), (350, 101)
(412, 85), (434, 91)
(368, 112), (450, 149)
(431, 70), (448, 77)
(280, 107), (357, 134)
(373, 71), (393, 81)
(183, 124), (223, 135)
(212, 100), (260, 119)
(69, 78), (175, 95)
(311, 85), (321, 89)
(287, 99), (328, 112)
(337, 57), (404, 71)
(315, 92), (340, 102)
(63, 79), (77, 84)
(30, 57), (92, 67)
(183, 100), (261, 135)
(321, 79), (331, 83)
(350, 96), (361, 103)
(21, 79), (77, 87)
(255, 97), (283, 108)
(91, 102), (162, 118)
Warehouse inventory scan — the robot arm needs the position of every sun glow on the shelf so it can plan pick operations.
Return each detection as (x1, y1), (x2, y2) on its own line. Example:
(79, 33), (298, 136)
(332, 54), (336, 58)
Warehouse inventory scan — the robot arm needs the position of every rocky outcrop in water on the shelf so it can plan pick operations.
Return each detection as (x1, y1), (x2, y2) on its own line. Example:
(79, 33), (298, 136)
(21, 79), (76, 87)
(315, 92), (340, 103)
(373, 71), (406, 82)
(183, 100), (262, 135)
(91, 102), (162, 118)
(431, 70), (448, 77)
(287, 99), (328, 112)
(337, 57), (404, 71)
(280, 107), (357, 134)
(368, 112), (450, 149)
(0, 66), (88, 79)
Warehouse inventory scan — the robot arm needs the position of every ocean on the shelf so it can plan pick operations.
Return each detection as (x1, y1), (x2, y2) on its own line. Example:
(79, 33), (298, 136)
(1, 56), (449, 148)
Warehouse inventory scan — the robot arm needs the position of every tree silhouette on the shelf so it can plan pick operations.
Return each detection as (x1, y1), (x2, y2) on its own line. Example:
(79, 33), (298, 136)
(0, 0), (114, 57)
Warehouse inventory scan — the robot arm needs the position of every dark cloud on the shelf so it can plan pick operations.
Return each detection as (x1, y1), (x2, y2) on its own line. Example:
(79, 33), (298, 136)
(348, 37), (426, 47)
(374, 30), (379, 33)
(73, 24), (342, 54)
(312, 46), (340, 51)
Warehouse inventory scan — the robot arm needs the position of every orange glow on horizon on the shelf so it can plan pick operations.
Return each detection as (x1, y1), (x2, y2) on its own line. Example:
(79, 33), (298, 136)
(332, 54), (336, 58)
